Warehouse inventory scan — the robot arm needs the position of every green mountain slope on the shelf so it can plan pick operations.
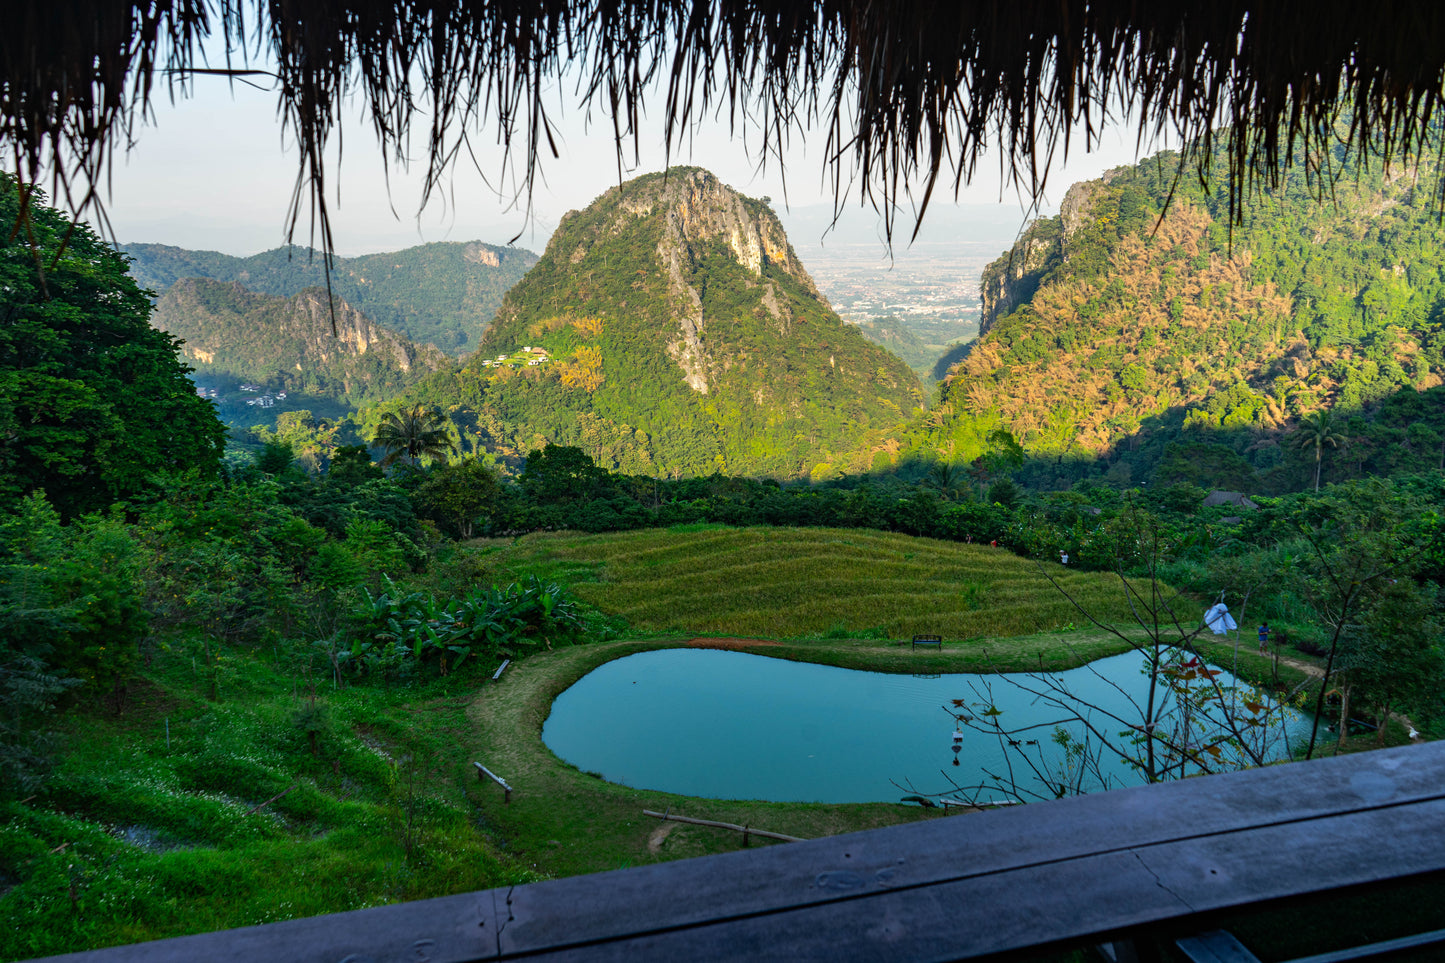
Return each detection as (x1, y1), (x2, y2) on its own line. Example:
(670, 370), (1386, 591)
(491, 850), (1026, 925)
(152, 278), (452, 404)
(123, 240), (538, 354)
(909, 140), (1445, 489)
(392, 168), (923, 478)
(854, 317), (967, 386)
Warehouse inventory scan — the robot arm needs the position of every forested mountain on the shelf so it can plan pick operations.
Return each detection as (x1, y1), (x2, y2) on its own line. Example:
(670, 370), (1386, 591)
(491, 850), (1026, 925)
(152, 279), (451, 404)
(854, 318), (941, 383)
(385, 168), (923, 479)
(907, 138), (1445, 493)
(123, 240), (538, 354)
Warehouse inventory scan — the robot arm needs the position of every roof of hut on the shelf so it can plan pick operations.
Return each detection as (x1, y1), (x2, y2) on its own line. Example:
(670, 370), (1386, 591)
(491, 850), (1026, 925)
(5, 1), (1444, 244)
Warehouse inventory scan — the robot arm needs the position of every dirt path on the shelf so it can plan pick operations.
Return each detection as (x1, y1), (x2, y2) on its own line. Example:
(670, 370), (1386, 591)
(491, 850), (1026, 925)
(1274, 653), (1324, 678)
(682, 637), (782, 650)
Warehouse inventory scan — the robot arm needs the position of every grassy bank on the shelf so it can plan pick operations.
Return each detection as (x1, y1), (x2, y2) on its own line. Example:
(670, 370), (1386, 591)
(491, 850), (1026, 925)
(0, 652), (536, 960)
(467, 638), (963, 880)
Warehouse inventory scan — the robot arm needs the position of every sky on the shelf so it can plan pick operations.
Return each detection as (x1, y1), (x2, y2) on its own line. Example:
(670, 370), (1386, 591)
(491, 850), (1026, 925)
(96, 66), (1165, 260)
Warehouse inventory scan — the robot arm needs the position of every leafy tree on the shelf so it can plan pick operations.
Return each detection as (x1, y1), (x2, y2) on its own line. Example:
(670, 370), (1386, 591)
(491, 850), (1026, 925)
(255, 439), (297, 476)
(0, 174), (226, 516)
(327, 445), (384, 486)
(1290, 410), (1345, 492)
(1, 494), (143, 715)
(416, 459), (501, 538)
(924, 460), (967, 501)
(0, 653), (80, 798)
(519, 445), (609, 504)
(987, 478), (1021, 509)
(928, 514), (1297, 804)
(1274, 479), (1439, 757)
(1341, 579), (1444, 746)
(373, 404), (456, 468)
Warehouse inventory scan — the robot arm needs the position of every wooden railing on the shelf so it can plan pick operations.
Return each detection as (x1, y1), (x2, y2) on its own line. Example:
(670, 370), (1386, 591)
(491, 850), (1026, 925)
(33, 742), (1445, 962)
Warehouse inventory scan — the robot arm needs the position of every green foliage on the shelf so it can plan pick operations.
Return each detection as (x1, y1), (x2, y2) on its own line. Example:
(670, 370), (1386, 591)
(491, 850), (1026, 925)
(149, 279), (453, 407)
(328, 445), (384, 486)
(1343, 579), (1445, 727)
(255, 439), (296, 476)
(352, 576), (587, 679)
(0, 495), (146, 706)
(519, 444), (609, 503)
(0, 650), (533, 958)
(0, 175), (226, 516)
(372, 405), (456, 468)
(1153, 443), (1256, 491)
(987, 478), (1022, 509)
(0, 655), (81, 798)
(1289, 410), (1345, 491)
(918, 133), (1445, 496)
(415, 458), (501, 538)
(373, 168), (922, 479)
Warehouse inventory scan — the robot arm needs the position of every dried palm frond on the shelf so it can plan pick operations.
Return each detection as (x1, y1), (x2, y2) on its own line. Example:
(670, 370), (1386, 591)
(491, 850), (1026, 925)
(4, 0), (1444, 256)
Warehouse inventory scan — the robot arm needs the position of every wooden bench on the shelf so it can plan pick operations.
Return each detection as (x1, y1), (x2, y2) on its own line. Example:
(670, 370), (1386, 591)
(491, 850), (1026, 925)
(911, 634), (942, 650)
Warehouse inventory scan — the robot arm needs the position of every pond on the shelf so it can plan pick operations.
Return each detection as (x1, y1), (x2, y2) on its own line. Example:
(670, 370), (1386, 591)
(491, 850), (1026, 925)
(541, 648), (1315, 804)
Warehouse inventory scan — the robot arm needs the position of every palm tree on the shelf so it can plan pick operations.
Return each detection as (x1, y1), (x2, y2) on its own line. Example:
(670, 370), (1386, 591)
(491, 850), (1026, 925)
(373, 405), (456, 468)
(1289, 410), (1345, 491)
(926, 460), (965, 501)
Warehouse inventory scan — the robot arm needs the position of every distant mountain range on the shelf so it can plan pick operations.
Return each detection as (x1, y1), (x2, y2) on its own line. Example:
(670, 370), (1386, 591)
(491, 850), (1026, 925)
(384, 168), (923, 479)
(123, 240), (537, 354)
(152, 279), (451, 406)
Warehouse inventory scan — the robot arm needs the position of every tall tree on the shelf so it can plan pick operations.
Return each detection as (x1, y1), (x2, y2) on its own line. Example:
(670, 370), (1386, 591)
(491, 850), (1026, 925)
(372, 404), (456, 468)
(416, 458), (501, 538)
(0, 174), (226, 516)
(1290, 410), (1345, 492)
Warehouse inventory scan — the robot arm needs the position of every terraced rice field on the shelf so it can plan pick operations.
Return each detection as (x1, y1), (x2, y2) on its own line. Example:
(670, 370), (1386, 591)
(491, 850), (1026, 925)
(478, 525), (1160, 641)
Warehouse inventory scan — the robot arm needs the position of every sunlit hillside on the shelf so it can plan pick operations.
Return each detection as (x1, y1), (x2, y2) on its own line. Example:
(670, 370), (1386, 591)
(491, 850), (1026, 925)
(475, 525), (1154, 642)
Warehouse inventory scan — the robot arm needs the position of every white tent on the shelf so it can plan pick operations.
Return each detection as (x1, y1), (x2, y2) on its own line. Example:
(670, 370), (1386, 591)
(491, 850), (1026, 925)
(1204, 603), (1237, 635)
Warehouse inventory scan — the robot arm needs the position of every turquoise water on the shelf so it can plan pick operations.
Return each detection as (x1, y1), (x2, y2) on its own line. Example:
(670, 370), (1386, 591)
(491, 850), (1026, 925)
(541, 648), (1313, 803)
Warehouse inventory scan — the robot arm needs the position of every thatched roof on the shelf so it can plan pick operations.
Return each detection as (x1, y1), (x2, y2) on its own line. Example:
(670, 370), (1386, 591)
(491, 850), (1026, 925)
(5, 1), (1445, 245)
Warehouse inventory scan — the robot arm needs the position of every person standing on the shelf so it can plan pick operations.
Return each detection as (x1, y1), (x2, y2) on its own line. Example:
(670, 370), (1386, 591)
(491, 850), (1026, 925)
(1258, 622), (1270, 654)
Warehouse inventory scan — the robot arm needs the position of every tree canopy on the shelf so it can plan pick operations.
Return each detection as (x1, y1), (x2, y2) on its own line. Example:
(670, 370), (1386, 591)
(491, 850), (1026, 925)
(372, 404), (456, 468)
(0, 174), (227, 516)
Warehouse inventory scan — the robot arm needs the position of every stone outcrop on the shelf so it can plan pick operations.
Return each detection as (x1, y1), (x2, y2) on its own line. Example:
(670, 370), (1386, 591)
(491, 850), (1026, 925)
(977, 172), (1119, 337)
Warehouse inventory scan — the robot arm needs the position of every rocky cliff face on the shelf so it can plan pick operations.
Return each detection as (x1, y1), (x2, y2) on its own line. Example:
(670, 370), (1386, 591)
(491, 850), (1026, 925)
(978, 177), (1111, 337)
(978, 223), (1057, 338)
(458, 167), (922, 478)
(124, 240), (538, 355)
(153, 279), (450, 402)
(541, 168), (823, 394)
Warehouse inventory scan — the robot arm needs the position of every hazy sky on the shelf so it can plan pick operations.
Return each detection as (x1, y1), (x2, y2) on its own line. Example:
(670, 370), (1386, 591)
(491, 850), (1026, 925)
(98, 67), (1162, 259)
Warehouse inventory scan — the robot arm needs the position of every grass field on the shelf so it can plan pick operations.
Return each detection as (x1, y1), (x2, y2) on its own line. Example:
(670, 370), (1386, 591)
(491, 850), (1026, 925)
(0, 654), (538, 961)
(462, 524), (1172, 643)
